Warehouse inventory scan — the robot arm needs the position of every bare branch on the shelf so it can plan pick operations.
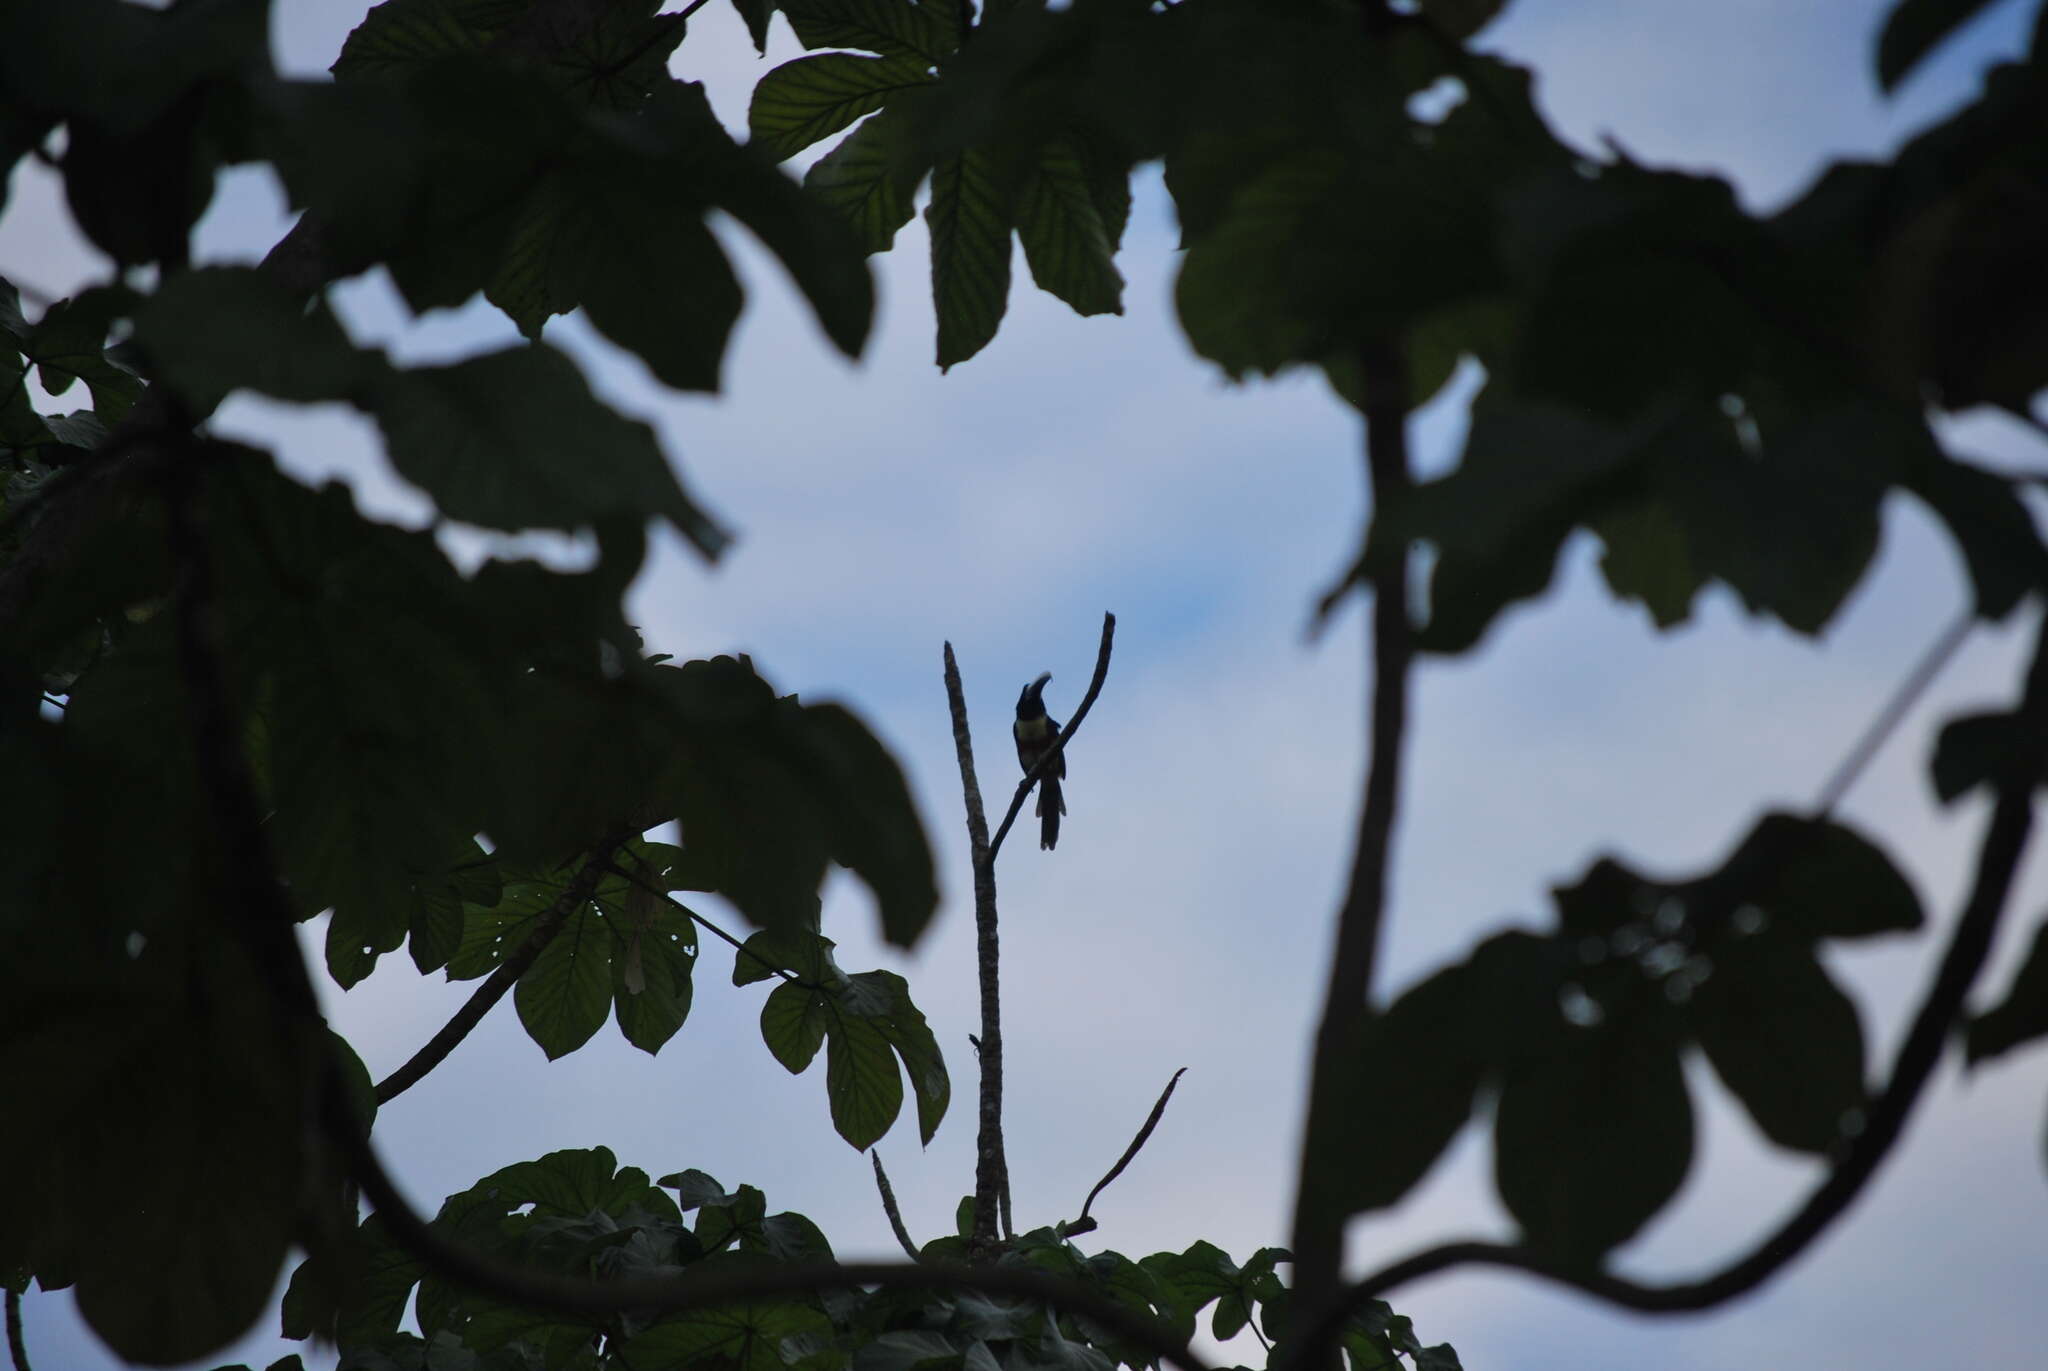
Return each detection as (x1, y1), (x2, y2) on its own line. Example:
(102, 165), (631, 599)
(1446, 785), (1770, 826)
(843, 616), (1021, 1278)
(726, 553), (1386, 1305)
(1813, 605), (1975, 816)
(989, 613), (1118, 862)
(871, 1152), (921, 1260)
(1297, 605), (2048, 1343)
(1067, 1067), (1188, 1235)
(374, 848), (616, 1105)
(943, 640), (1006, 1257)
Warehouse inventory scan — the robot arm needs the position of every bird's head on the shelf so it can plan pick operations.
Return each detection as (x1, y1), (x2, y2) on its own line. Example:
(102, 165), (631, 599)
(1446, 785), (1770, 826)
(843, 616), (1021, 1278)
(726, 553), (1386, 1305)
(1016, 671), (1052, 718)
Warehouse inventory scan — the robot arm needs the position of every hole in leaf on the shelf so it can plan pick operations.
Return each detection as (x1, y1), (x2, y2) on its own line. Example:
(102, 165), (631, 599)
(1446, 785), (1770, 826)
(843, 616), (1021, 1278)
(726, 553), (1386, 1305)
(1559, 982), (1604, 1027)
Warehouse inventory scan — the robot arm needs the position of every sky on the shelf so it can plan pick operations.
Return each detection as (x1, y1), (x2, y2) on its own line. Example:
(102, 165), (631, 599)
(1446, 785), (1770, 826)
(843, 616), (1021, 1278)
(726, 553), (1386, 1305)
(6, 1), (2048, 1368)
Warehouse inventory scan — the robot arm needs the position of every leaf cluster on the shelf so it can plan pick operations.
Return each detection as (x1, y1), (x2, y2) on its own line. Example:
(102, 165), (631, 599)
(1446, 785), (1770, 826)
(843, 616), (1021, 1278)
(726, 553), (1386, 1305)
(275, 1148), (1458, 1371)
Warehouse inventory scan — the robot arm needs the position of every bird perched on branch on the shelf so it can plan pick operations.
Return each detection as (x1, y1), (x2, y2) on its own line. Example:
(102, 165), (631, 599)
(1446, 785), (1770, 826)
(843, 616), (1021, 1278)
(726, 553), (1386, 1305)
(1013, 672), (1066, 850)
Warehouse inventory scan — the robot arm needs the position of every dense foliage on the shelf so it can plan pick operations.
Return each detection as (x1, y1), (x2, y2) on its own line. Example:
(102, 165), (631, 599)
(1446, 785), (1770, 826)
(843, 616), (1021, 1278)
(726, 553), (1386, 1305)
(3, 1), (2047, 1370)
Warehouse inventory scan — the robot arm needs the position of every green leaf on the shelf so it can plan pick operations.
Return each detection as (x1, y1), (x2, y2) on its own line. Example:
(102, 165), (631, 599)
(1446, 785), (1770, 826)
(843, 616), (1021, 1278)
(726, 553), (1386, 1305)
(779, 0), (954, 61)
(655, 660), (938, 946)
(749, 53), (935, 162)
(700, 129), (876, 362)
(622, 1301), (836, 1371)
(364, 343), (729, 554)
(37, 974), (308, 1363)
(853, 970), (950, 1144)
(1691, 933), (1867, 1153)
(208, 466), (507, 931)
(662, 1169), (736, 1211)
(805, 109), (926, 254)
(515, 903), (613, 1060)
(1015, 141), (1124, 318)
(132, 266), (376, 415)
(1966, 918), (2048, 1066)
(762, 980), (832, 1072)
(19, 285), (142, 421)
(798, 706), (939, 948)
(826, 1012), (905, 1150)
(331, 0), (504, 82)
(472, 1147), (678, 1221)
(563, 170), (745, 395)
(609, 888), (698, 1054)
(928, 150), (1017, 370)
(1494, 996), (1692, 1265)
(734, 927), (837, 987)
(1876, 0), (2002, 92)
(1385, 394), (1642, 653)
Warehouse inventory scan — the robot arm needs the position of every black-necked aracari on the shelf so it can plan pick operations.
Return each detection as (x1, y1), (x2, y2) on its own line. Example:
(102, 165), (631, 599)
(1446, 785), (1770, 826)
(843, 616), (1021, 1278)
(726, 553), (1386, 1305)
(1013, 672), (1066, 850)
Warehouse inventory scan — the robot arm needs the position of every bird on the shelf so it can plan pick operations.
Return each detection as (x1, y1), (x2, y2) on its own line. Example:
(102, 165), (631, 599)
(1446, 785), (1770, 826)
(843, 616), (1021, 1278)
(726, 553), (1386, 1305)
(1013, 672), (1067, 850)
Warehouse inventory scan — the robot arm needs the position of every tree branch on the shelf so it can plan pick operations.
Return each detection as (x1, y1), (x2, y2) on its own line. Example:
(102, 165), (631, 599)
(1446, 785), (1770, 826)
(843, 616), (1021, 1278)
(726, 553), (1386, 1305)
(5, 1287), (28, 1371)
(988, 613), (1118, 862)
(871, 1152), (921, 1260)
(373, 847), (618, 1105)
(942, 640), (1006, 1257)
(1297, 604), (2048, 1340)
(332, 1093), (1214, 1371)
(1812, 605), (1975, 816)
(1287, 340), (1414, 1362)
(1065, 1067), (1187, 1236)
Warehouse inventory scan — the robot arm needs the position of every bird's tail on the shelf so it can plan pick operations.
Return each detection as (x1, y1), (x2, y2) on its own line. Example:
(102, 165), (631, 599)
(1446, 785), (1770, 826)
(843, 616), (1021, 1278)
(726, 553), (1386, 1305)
(1036, 775), (1065, 850)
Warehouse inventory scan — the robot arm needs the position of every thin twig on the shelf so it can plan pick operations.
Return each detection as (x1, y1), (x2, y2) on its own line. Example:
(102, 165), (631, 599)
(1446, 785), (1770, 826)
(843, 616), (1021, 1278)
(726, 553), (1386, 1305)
(596, 858), (801, 985)
(1288, 341), (1415, 1360)
(871, 1152), (921, 1260)
(1813, 606), (1976, 816)
(1071, 1067), (1187, 1232)
(5, 1287), (28, 1371)
(988, 613), (1118, 862)
(942, 640), (1006, 1257)
(374, 847), (617, 1105)
(678, 0), (715, 21)
(1295, 607), (2048, 1344)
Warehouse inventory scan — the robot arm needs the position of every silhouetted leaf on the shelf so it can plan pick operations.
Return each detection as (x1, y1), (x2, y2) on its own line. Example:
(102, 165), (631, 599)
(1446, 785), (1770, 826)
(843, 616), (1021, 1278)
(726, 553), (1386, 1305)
(132, 266), (374, 415)
(1331, 963), (1487, 1212)
(1734, 814), (1925, 941)
(1494, 992), (1691, 1265)
(1907, 453), (2047, 620)
(1930, 710), (2033, 804)
(1692, 933), (1866, 1153)
(365, 343), (729, 554)
(1877, 0), (2002, 92)
(1966, 918), (2048, 1065)
(1416, 0), (1507, 41)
